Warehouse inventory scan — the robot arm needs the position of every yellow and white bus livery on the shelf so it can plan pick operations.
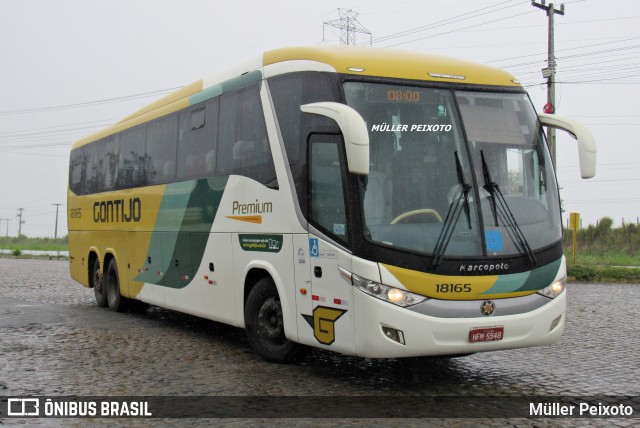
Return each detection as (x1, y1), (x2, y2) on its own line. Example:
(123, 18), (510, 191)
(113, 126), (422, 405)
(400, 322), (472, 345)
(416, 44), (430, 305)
(68, 46), (596, 362)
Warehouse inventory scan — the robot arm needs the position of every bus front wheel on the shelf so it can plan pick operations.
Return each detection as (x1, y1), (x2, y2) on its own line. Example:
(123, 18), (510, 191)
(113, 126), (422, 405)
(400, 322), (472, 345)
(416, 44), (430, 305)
(92, 257), (108, 307)
(105, 258), (126, 312)
(244, 277), (302, 363)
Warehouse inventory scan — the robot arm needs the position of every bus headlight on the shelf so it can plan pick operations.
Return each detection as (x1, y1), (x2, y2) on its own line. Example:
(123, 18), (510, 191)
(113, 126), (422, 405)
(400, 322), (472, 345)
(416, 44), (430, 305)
(537, 276), (566, 299)
(351, 273), (427, 307)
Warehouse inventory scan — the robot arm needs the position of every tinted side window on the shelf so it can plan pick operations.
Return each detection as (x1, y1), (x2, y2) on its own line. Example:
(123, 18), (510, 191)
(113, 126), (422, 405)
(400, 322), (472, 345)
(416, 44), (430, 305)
(69, 148), (84, 195)
(217, 84), (276, 185)
(146, 114), (178, 185)
(97, 135), (119, 192)
(118, 126), (146, 189)
(267, 72), (340, 215)
(268, 72), (340, 166)
(84, 142), (98, 195)
(177, 98), (219, 180)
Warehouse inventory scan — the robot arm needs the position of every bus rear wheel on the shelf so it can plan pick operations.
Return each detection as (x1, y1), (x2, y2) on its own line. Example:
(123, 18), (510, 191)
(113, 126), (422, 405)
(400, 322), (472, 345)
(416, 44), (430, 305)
(105, 258), (126, 312)
(92, 257), (107, 307)
(244, 277), (302, 363)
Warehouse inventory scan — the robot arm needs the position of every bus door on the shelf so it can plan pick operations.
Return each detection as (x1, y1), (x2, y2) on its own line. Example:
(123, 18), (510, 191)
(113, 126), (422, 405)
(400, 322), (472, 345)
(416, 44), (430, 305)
(305, 134), (356, 354)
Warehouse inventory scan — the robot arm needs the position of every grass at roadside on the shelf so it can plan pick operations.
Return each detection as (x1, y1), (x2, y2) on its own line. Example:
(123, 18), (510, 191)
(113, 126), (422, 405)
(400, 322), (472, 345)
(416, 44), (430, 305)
(564, 250), (640, 283)
(0, 236), (68, 252)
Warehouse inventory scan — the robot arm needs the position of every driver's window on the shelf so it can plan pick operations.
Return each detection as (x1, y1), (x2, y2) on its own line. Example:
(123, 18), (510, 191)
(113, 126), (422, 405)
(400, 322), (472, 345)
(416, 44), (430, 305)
(309, 135), (349, 243)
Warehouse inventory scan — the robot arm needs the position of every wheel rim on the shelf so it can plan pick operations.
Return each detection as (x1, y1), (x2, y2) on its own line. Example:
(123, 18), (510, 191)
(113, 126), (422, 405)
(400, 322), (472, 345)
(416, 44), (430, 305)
(93, 265), (103, 294)
(106, 266), (118, 306)
(256, 297), (286, 346)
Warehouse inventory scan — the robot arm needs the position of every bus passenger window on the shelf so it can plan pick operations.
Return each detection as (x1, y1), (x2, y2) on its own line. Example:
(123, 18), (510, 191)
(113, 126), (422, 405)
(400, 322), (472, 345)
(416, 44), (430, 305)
(69, 148), (84, 195)
(118, 127), (146, 189)
(97, 134), (119, 193)
(217, 84), (276, 185)
(146, 114), (178, 185)
(177, 98), (219, 180)
(84, 142), (98, 195)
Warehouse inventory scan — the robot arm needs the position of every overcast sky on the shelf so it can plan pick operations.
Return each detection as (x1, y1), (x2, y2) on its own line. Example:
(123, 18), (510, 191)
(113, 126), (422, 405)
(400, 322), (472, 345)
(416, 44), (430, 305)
(1, 0), (638, 237)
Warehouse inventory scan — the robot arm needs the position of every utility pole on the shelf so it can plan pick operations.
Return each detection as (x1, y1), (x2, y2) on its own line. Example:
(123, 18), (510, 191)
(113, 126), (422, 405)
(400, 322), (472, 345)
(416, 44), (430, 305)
(17, 208), (25, 237)
(0, 218), (7, 237)
(323, 9), (372, 46)
(532, 0), (565, 165)
(0, 219), (5, 253)
(52, 203), (62, 239)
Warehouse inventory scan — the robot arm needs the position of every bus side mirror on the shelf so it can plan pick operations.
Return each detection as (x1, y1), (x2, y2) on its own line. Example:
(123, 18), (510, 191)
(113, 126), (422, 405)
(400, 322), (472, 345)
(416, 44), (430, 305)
(301, 102), (370, 175)
(538, 113), (597, 179)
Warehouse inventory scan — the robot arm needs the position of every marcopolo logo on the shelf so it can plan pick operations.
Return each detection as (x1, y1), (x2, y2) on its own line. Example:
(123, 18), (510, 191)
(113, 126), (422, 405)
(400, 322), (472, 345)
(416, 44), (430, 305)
(370, 123), (452, 132)
(459, 262), (509, 273)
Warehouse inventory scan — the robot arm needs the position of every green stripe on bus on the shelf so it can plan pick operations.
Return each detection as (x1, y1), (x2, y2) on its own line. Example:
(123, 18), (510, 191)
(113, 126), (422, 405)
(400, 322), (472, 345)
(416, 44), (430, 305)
(481, 258), (562, 295)
(136, 176), (228, 288)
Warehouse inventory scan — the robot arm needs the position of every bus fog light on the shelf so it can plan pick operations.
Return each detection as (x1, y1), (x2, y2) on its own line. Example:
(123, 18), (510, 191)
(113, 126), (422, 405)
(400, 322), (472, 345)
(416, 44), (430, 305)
(382, 326), (405, 345)
(549, 315), (562, 333)
(537, 276), (566, 299)
(350, 272), (427, 307)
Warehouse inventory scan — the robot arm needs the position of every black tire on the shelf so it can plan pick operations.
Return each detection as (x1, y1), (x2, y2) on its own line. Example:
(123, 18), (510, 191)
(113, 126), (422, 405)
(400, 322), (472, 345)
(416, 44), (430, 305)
(91, 257), (108, 307)
(244, 277), (302, 363)
(105, 258), (126, 312)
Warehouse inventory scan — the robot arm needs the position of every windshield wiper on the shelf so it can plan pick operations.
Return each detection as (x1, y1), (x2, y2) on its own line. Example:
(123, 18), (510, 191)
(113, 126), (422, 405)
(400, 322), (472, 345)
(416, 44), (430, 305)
(480, 150), (537, 265)
(431, 151), (472, 268)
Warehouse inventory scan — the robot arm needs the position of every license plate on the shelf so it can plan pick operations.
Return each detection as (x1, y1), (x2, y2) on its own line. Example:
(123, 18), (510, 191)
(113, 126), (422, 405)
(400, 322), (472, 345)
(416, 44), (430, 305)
(469, 326), (504, 343)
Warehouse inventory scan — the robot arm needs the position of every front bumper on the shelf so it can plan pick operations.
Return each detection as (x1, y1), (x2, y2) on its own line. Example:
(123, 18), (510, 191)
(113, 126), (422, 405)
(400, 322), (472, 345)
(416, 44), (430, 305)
(353, 288), (565, 358)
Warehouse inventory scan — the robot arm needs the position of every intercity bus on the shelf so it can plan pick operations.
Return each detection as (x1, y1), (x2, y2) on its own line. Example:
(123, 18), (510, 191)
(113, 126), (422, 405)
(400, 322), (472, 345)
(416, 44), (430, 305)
(68, 46), (596, 362)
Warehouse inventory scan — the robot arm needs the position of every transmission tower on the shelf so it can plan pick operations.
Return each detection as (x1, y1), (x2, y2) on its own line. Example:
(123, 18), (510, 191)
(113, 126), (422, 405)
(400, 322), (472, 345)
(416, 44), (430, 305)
(323, 9), (371, 46)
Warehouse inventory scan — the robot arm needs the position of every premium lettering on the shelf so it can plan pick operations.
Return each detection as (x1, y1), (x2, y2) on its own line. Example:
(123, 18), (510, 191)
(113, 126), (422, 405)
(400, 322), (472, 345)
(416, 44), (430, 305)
(93, 198), (141, 223)
(232, 200), (273, 215)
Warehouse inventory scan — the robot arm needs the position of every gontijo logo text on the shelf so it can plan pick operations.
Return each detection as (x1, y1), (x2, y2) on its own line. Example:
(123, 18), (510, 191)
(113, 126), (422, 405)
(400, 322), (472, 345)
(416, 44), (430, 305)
(93, 197), (141, 223)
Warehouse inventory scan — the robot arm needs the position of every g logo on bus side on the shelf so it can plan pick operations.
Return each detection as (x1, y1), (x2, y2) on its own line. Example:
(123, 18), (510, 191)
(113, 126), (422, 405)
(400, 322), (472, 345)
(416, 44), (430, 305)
(302, 306), (347, 345)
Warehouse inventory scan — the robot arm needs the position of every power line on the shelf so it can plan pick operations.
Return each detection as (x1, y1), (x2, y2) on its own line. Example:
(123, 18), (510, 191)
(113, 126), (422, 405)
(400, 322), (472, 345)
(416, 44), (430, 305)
(0, 87), (181, 116)
(387, 10), (535, 48)
(0, 118), (116, 139)
(369, 0), (522, 45)
(487, 35), (640, 65)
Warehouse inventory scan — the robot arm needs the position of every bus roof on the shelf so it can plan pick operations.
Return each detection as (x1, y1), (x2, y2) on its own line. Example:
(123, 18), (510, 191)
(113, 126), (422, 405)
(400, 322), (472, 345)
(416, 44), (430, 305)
(72, 46), (520, 150)
(263, 45), (520, 87)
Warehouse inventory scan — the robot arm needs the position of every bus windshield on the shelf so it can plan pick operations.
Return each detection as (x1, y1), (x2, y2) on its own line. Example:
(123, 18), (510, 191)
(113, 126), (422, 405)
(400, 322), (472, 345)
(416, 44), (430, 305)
(343, 82), (562, 259)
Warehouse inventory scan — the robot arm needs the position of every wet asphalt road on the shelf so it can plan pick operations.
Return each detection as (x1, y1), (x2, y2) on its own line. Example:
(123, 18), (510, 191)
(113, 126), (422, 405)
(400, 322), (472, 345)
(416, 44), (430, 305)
(0, 258), (638, 427)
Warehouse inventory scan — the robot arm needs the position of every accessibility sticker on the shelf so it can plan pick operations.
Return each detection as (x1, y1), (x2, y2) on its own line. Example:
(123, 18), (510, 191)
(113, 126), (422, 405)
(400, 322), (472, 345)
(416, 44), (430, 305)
(485, 230), (504, 252)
